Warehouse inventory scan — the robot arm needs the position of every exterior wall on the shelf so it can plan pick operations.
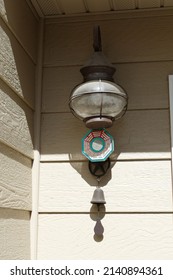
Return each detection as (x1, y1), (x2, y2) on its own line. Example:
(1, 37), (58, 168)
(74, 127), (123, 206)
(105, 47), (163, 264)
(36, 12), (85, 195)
(38, 13), (173, 259)
(0, 0), (38, 259)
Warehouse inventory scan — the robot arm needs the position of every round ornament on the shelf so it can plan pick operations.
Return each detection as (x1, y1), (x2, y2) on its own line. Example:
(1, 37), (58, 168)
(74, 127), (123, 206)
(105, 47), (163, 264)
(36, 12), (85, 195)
(82, 129), (114, 162)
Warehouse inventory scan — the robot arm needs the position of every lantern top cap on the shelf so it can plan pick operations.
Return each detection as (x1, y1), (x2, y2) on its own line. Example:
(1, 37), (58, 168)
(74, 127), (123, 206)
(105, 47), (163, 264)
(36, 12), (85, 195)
(80, 25), (116, 82)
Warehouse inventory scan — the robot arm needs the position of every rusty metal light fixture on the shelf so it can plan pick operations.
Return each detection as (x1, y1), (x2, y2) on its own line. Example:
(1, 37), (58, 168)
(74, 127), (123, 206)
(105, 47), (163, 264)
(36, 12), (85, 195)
(69, 26), (128, 130)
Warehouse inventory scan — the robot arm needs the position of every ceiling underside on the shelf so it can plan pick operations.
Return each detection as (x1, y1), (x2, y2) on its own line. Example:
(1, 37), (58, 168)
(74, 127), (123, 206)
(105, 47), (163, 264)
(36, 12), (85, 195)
(30, 0), (173, 17)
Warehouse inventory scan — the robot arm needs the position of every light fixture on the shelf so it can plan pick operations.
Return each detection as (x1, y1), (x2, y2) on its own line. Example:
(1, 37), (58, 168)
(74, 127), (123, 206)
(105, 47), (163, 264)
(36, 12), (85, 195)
(69, 26), (128, 226)
(69, 25), (128, 130)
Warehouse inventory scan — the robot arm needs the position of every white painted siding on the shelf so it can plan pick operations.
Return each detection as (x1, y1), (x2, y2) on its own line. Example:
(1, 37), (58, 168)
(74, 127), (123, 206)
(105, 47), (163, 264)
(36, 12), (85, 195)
(0, 0), (38, 259)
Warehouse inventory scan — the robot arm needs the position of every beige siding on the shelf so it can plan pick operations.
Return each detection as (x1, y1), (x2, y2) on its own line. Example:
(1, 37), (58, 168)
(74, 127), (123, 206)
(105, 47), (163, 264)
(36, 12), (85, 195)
(42, 61), (172, 113)
(0, 0), (38, 62)
(0, 142), (32, 210)
(44, 16), (173, 66)
(38, 14), (173, 259)
(0, 80), (33, 158)
(41, 110), (170, 161)
(0, 0), (38, 259)
(38, 214), (173, 259)
(0, 18), (35, 108)
(0, 208), (30, 260)
(39, 161), (172, 212)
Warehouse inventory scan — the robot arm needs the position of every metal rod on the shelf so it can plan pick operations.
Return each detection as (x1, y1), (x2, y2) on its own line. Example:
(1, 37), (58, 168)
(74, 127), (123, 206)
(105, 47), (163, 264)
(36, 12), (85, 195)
(93, 25), (102, 52)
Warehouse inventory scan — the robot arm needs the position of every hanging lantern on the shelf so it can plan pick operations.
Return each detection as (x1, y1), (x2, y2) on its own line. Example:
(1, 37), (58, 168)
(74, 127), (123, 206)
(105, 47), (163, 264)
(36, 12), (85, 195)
(69, 26), (128, 129)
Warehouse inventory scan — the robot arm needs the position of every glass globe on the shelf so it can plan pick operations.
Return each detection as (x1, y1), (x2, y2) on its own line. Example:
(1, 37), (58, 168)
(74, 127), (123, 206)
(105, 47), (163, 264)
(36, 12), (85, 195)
(69, 79), (127, 127)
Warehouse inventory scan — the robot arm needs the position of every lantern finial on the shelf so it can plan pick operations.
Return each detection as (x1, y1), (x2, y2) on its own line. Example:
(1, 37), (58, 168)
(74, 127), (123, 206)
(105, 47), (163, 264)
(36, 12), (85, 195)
(93, 25), (102, 52)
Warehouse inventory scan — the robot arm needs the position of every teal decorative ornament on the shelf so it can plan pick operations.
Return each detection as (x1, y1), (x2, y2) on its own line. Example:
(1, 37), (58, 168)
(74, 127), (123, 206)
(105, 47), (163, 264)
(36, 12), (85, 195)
(82, 130), (114, 162)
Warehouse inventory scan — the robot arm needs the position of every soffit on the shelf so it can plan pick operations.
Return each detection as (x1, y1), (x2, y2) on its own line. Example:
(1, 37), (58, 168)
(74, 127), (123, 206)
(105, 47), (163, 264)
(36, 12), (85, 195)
(30, 0), (173, 17)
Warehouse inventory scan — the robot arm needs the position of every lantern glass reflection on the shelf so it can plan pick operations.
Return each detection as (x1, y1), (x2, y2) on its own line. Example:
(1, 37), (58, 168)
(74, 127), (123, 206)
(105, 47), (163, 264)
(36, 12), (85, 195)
(69, 80), (127, 121)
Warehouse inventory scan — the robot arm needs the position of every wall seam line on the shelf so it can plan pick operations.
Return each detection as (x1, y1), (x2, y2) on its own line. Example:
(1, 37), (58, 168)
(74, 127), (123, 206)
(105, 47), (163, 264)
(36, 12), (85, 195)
(0, 139), (33, 160)
(43, 59), (173, 68)
(168, 75), (173, 212)
(31, 18), (44, 260)
(0, 75), (35, 111)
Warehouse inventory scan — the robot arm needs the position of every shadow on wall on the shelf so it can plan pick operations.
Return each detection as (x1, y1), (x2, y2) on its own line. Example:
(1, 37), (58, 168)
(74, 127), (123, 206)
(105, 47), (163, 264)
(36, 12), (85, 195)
(69, 127), (117, 241)
(41, 108), (170, 162)
(0, 0), (38, 150)
(69, 154), (114, 187)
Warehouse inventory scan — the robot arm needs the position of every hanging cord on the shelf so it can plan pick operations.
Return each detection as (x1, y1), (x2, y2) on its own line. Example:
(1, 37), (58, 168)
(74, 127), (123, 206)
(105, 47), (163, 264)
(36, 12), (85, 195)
(96, 176), (101, 187)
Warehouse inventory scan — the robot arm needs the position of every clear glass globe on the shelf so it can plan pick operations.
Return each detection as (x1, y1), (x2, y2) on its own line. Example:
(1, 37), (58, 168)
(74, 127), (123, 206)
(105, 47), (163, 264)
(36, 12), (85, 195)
(69, 79), (127, 121)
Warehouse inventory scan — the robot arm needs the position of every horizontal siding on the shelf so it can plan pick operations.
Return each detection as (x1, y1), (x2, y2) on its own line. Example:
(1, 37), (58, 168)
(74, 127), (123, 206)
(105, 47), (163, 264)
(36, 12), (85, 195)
(0, 142), (32, 210)
(41, 110), (170, 161)
(42, 66), (81, 113)
(0, 208), (30, 259)
(39, 13), (173, 260)
(39, 160), (172, 212)
(0, 0), (38, 62)
(0, 0), (37, 260)
(0, 79), (33, 158)
(38, 214), (173, 259)
(0, 17), (35, 109)
(44, 16), (173, 66)
(42, 61), (172, 113)
(115, 61), (172, 110)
